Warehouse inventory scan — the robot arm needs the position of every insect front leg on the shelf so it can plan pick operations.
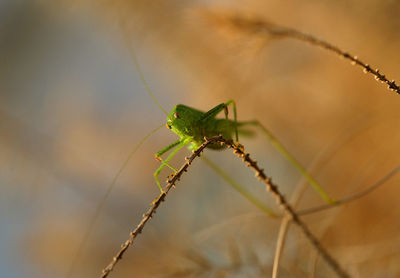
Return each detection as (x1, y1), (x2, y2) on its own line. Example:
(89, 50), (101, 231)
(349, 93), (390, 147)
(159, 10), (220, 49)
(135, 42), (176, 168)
(154, 140), (187, 192)
(200, 100), (238, 142)
(155, 140), (181, 171)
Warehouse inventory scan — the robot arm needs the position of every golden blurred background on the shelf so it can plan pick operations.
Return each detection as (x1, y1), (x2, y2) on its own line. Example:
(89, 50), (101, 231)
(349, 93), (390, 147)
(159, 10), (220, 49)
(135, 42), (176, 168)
(1, 0), (400, 277)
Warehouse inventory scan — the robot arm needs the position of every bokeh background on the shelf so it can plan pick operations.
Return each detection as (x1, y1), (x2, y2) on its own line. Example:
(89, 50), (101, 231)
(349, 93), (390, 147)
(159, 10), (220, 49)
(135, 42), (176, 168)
(1, 0), (400, 277)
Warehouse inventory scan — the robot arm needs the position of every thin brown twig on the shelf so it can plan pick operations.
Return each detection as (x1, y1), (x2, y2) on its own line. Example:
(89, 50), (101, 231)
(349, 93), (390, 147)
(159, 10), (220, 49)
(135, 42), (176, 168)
(272, 175), (310, 278)
(100, 136), (349, 278)
(223, 15), (400, 95)
(272, 214), (292, 278)
(298, 165), (400, 216)
(100, 137), (219, 278)
(310, 252), (320, 278)
(217, 137), (349, 278)
(272, 162), (400, 277)
(272, 119), (374, 277)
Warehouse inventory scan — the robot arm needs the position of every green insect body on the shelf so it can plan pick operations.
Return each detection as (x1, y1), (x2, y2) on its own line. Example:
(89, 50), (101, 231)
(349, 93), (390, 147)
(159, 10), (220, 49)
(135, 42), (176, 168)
(66, 32), (340, 278)
(122, 44), (333, 202)
(154, 100), (243, 191)
(154, 101), (335, 204)
(166, 104), (239, 150)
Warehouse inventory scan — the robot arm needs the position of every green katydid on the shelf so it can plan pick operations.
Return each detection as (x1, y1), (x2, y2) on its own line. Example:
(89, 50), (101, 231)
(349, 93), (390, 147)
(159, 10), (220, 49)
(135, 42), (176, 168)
(126, 37), (335, 206)
(153, 101), (335, 205)
(153, 100), (240, 190)
(66, 38), (336, 278)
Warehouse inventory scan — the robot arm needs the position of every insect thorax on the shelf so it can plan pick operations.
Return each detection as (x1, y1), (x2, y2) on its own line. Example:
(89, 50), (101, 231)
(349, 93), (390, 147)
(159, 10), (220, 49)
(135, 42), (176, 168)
(167, 104), (235, 149)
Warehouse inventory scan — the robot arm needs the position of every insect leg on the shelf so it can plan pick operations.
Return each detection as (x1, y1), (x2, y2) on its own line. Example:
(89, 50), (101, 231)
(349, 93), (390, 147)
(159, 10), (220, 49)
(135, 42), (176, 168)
(154, 140), (187, 192)
(157, 157), (178, 172)
(225, 100), (238, 142)
(155, 139), (181, 171)
(201, 155), (275, 216)
(65, 124), (165, 278)
(200, 100), (239, 142)
(155, 139), (181, 158)
(241, 120), (336, 204)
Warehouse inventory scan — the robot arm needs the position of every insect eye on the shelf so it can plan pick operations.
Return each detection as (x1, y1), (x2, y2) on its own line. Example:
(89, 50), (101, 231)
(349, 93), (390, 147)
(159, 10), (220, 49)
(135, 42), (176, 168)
(173, 112), (180, 119)
(166, 123), (172, 129)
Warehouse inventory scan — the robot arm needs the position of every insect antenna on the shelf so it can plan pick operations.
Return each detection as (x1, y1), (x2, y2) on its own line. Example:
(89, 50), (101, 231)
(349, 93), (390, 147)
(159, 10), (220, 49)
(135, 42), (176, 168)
(122, 26), (169, 116)
(68, 25), (169, 277)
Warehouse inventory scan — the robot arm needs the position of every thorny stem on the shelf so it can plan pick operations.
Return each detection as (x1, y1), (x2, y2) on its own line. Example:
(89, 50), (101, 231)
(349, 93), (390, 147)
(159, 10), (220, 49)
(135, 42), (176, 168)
(100, 137), (211, 278)
(271, 164), (400, 277)
(228, 16), (400, 95)
(218, 136), (349, 278)
(100, 136), (348, 278)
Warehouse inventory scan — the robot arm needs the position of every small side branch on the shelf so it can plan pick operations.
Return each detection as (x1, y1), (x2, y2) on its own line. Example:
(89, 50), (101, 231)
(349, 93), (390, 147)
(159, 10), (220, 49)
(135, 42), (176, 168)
(298, 164), (400, 216)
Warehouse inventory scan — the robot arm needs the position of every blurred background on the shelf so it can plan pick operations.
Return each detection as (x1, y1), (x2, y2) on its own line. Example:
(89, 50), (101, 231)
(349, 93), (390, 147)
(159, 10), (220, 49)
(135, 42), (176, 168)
(1, 0), (400, 277)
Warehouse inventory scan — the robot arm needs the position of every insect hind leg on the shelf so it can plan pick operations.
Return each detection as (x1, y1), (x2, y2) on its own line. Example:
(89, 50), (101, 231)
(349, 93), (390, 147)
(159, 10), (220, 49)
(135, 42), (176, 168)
(224, 100), (238, 142)
(241, 120), (336, 204)
(200, 100), (239, 142)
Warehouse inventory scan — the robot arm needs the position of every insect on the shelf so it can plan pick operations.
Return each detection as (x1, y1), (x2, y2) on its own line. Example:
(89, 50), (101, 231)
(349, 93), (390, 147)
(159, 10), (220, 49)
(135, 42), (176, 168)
(120, 37), (335, 206)
(54, 10), (399, 278)
(153, 100), (240, 191)
(66, 41), (338, 278)
(153, 100), (335, 205)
